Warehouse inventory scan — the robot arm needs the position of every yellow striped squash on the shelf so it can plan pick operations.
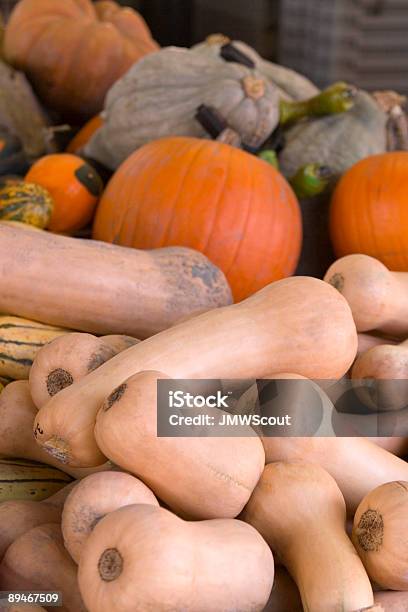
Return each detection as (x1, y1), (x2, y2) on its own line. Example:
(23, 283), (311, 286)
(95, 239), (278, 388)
(0, 458), (72, 502)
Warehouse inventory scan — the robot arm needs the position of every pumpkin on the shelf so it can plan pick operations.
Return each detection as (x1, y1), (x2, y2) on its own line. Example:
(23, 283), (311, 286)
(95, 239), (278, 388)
(243, 462), (374, 611)
(0, 523), (87, 612)
(0, 224), (232, 337)
(330, 152), (408, 269)
(66, 115), (104, 155)
(32, 276), (357, 468)
(324, 254), (408, 336)
(0, 180), (53, 229)
(4, 0), (159, 119)
(353, 481), (408, 590)
(84, 46), (280, 169)
(352, 339), (408, 412)
(262, 437), (408, 514)
(0, 315), (69, 381)
(94, 370), (265, 519)
(29, 333), (117, 409)
(0, 380), (110, 480)
(93, 137), (302, 301)
(78, 504), (274, 612)
(62, 471), (158, 563)
(25, 154), (103, 233)
(100, 334), (140, 354)
(192, 34), (319, 101)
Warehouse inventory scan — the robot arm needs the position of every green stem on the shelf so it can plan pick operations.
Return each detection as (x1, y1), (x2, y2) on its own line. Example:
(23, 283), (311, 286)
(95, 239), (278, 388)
(289, 163), (333, 199)
(280, 82), (357, 126)
(257, 149), (280, 170)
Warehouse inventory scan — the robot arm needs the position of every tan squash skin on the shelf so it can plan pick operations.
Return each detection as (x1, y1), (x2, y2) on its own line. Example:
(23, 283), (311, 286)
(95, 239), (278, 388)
(78, 504), (274, 612)
(353, 481), (408, 590)
(324, 254), (408, 336)
(0, 224), (232, 338)
(262, 437), (408, 514)
(367, 437), (408, 456)
(62, 471), (158, 563)
(0, 482), (76, 561)
(100, 334), (140, 354)
(33, 276), (358, 467)
(0, 380), (109, 479)
(29, 333), (116, 409)
(243, 462), (374, 612)
(374, 590), (408, 611)
(0, 523), (87, 612)
(262, 567), (302, 612)
(4, 606), (46, 612)
(352, 340), (408, 412)
(95, 371), (265, 519)
(357, 333), (398, 357)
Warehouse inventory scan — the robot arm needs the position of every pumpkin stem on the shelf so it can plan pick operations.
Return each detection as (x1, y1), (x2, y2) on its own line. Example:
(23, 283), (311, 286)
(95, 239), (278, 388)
(220, 43), (255, 69)
(47, 368), (74, 397)
(355, 509), (384, 552)
(279, 82), (357, 126)
(288, 163), (334, 199)
(205, 33), (230, 46)
(98, 548), (123, 582)
(242, 75), (265, 100)
(42, 436), (71, 464)
(257, 149), (280, 170)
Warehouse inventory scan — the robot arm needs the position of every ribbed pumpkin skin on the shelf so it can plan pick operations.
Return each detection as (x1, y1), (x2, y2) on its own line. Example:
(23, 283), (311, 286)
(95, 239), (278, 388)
(93, 137), (302, 301)
(4, 0), (158, 119)
(330, 152), (408, 270)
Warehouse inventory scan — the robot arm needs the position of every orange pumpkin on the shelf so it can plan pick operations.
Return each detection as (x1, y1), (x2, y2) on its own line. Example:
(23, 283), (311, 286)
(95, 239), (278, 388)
(4, 0), (159, 119)
(93, 137), (302, 301)
(66, 116), (104, 155)
(330, 152), (408, 270)
(26, 154), (103, 233)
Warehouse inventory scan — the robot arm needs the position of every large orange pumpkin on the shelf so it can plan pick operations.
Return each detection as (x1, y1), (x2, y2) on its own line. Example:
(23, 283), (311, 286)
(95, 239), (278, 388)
(93, 137), (302, 301)
(4, 0), (159, 119)
(330, 152), (408, 270)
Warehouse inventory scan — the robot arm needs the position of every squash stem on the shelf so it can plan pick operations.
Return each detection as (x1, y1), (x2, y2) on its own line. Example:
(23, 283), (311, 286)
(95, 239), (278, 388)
(279, 82), (357, 126)
(289, 163), (333, 199)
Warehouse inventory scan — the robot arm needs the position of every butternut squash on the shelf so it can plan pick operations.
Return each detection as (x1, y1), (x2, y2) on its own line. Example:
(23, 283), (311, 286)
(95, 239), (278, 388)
(95, 371), (265, 519)
(357, 333), (397, 357)
(374, 590), (408, 611)
(62, 471), (158, 563)
(324, 254), (408, 336)
(5, 606), (46, 612)
(78, 504), (274, 612)
(33, 276), (357, 467)
(367, 437), (408, 457)
(0, 458), (72, 502)
(353, 481), (408, 590)
(0, 224), (232, 338)
(29, 333), (116, 409)
(0, 523), (87, 612)
(100, 334), (140, 354)
(0, 315), (69, 380)
(352, 340), (408, 412)
(242, 462), (374, 611)
(262, 437), (408, 514)
(0, 380), (110, 480)
(263, 567), (302, 612)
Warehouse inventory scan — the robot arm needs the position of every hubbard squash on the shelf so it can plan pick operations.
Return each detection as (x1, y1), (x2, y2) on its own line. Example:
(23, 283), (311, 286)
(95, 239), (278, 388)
(0, 181), (53, 229)
(62, 471), (158, 563)
(330, 153), (408, 269)
(324, 255), (408, 336)
(4, 0), (159, 119)
(262, 437), (408, 514)
(94, 370), (264, 519)
(93, 137), (302, 301)
(242, 462), (374, 612)
(66, 115), (104, 155)
(29, 333), (116, 409)
(353, 482), (408, 590)
(0, 523), (87, 612)
(78, 504), (274, 612)
(352, 340), (408, 412)
(0, 224), (232, 338)
(0, 315), (69, 381)
(32, 276), (357, 467)
(0, 380), (110, 480)
(25, 154), (103, 233)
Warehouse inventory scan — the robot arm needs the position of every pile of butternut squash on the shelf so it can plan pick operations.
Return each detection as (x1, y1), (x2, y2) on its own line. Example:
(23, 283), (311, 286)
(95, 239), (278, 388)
(0, 251), (407, 611)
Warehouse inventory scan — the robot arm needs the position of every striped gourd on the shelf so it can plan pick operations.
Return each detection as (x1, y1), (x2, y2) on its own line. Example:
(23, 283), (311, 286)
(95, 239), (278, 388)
(0, 181), (53, 228)
(0, 315), (70, 380)
(0, 458), (72, 502)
